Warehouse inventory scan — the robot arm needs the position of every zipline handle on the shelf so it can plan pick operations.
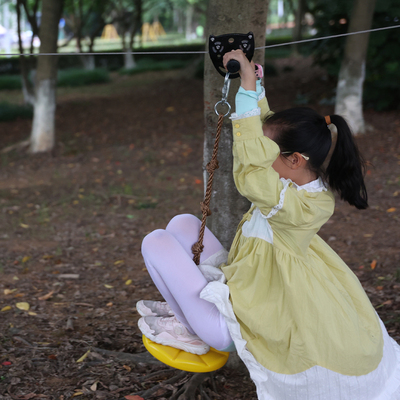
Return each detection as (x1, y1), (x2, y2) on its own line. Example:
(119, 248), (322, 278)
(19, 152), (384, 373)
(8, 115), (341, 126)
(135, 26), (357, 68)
(209, 32), (254, 79)
(226, 59), (240, 74)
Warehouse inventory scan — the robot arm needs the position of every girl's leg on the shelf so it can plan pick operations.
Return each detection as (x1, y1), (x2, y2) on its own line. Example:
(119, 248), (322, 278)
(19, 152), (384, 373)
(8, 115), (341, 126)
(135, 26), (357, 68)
(165, 214), (226, 262)
(141, 225), (231, 350)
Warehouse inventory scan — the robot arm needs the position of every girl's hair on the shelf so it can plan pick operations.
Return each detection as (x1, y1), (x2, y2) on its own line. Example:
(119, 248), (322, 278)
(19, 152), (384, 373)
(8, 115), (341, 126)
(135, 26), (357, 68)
(263, 107), (368, 209)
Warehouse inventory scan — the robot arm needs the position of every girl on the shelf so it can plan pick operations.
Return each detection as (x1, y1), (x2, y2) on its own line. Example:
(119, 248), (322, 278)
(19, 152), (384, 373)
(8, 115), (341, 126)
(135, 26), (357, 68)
(137, 50), (400, 399)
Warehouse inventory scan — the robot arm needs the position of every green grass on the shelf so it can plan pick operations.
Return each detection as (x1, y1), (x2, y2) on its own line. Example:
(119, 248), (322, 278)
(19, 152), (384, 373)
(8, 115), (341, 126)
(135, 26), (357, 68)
(57, 68), (110, 87)
(0, 75), (22, 90)
(120, 58), (188, 75)
(0, 102), (33, 122)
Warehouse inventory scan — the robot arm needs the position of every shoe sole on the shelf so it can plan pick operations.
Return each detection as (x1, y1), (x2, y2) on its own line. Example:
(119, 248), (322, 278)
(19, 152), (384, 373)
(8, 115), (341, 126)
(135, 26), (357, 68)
(138, 318), (209, 355)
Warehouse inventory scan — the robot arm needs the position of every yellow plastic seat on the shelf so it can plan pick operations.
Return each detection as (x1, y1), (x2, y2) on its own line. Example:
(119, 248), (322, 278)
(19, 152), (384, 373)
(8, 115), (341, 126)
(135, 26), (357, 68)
(142, 335), (229, 373)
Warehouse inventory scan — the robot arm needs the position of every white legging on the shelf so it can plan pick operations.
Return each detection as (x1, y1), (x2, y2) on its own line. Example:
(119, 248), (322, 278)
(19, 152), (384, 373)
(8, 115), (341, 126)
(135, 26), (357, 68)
(141, 214), (232, 350)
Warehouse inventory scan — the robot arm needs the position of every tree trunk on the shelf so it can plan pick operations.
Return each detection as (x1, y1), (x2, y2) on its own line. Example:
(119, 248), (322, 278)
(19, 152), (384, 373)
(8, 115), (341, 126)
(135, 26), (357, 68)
(203, 1), (269, 249)
(292, 0), (306, 55)
(30, 0), (63, 153)
(124, 52), (136, 69)
(185, 3), (194, 40)
(334, 0), (377, 134)
(17, 0), (35, 105)
(81, 54), (96, 70)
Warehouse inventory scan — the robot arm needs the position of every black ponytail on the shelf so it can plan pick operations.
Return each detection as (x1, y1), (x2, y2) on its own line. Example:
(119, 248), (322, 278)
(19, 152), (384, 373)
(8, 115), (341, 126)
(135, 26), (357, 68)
(264, 108), (368, 210)
(325, 115), (368, 209)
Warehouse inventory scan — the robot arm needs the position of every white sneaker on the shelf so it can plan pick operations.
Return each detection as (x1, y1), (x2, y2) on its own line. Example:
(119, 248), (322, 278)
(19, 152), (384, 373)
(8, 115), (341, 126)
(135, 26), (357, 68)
(136, 300), (174, 317)
(138, 316), (210, 355)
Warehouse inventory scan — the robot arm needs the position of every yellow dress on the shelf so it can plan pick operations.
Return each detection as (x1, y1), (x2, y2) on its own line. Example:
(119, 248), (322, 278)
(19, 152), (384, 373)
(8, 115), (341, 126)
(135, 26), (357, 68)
(198, 90), (400, 399)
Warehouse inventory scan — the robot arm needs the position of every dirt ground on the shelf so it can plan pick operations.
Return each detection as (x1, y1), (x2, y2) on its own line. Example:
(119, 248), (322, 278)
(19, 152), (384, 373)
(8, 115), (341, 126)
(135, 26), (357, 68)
(0, 57), (399, 400)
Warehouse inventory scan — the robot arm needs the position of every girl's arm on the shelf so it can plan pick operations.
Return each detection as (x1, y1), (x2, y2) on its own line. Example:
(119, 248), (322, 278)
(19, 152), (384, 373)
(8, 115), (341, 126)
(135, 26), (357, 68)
(222, 51), (283, 213)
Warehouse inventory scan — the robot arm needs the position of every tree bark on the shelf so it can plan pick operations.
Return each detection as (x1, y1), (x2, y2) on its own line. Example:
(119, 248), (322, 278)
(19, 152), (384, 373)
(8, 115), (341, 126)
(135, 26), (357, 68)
(30, 0), (63, 153)
(292, 0), (306, 55)
(203, 1), (269, 249)
(334, 0), (377, 134)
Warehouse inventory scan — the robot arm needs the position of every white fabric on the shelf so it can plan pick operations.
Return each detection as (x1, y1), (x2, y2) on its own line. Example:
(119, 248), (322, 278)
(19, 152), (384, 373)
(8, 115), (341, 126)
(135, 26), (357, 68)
(283, 176), (328, 193)
(242, 207), (274, 244)
(201, 281), (400, 400)
(231, 107), (261, 121)
(198, 248), (229, 283)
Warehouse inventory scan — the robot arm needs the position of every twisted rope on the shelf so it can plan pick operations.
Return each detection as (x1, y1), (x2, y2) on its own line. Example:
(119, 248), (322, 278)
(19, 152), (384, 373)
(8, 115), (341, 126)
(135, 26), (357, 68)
(192, 113), (224, 265)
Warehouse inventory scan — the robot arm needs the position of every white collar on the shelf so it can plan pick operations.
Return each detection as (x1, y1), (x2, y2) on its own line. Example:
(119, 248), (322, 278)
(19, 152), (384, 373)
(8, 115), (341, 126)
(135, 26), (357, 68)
(280, 177), (328, 193)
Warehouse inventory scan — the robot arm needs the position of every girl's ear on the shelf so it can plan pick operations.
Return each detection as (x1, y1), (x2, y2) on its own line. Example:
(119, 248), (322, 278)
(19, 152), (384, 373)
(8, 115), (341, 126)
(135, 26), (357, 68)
(290, 152), (306, 170)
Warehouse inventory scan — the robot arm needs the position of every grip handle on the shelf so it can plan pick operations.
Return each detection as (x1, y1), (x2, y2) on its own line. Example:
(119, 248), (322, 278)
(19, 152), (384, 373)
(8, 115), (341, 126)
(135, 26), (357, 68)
(226, 59), (240, 74)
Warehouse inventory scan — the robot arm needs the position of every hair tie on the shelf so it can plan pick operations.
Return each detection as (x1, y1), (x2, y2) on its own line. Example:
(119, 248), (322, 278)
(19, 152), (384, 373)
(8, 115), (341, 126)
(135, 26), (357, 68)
(325, 115), (331, 125)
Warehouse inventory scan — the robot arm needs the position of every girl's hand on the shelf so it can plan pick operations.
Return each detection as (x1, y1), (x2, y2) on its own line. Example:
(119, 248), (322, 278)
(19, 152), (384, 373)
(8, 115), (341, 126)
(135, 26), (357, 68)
(223, 49), (256, 91)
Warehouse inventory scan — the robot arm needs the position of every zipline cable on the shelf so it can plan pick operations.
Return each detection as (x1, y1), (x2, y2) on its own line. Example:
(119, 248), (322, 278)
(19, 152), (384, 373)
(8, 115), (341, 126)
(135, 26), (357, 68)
(0, 24), (399, 57)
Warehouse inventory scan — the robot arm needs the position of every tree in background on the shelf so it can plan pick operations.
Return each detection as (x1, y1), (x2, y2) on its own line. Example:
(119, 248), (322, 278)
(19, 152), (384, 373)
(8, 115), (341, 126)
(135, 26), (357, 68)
(363, 0), (400, 112)
(16, 0), (40, 105)
(203, 0), (269, 249)
(30, 0), (64, 153)
(107, 0), (142, 70)
(310, 0), (399, 117)
(63, 0), (108, 70)
(334, 0), (377, 134)
(288, 0), (307, 54)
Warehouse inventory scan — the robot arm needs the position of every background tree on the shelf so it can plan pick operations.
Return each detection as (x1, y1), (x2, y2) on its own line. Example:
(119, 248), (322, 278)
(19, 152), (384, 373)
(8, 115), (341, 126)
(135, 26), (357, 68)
(288, 0), (307, 55)
(63, 0), (108, 70)
(310, 0), (399, 117)
(16, 0), (40, 105)
(30, 0), (64, 153)
(204, 0), (269, 249)
(334, 0), (377, 134)
(107, 0), (143, 69)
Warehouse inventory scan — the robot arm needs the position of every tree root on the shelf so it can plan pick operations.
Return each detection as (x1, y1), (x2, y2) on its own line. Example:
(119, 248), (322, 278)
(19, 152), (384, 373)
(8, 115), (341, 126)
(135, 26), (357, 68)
(170, 372), (211, 400)
(92, 347), (163, 365)
(135, 370), (188, 399)
(1, 139), (30, 154)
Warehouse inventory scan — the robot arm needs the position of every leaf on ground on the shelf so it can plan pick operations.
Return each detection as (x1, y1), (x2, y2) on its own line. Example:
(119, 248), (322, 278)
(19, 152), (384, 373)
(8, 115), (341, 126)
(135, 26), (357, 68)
(90, 381), (98, 391)
(114, 260), (124, 265)
(28, 311), (37, 316)
(125, 279), (132, 285)
(76, 350), (90, 363)
(20, 223), (29, 229)
(125, 396), (144, 400)
(123, 365), (131, 372)
(387, 207), (396, 213)
(16, 302), (30, 311)
(4, 289), (17, 295)
(22, 256), (31, 263)
(38, 290), (54, 301)
(72, 392), (83, 397)
(2, 361), (12, 366)
(104, 284), (113, 289)
(1, 305), (12, 312)
(371, 259), (377, 270)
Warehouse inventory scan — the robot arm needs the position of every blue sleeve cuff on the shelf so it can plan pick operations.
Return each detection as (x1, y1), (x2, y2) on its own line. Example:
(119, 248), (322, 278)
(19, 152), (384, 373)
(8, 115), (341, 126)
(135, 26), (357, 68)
(256, 80), (263, 96)
(235, 87), (258, 115)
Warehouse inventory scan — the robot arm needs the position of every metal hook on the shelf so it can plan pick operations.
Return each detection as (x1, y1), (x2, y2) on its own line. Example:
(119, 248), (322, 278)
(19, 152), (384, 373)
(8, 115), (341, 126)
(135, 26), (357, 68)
(214, 72), (232, 116)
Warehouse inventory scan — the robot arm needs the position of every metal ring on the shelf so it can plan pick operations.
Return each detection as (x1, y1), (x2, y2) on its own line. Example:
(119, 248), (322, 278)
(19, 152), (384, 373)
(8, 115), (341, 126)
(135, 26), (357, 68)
(214, 100), (231, 117)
